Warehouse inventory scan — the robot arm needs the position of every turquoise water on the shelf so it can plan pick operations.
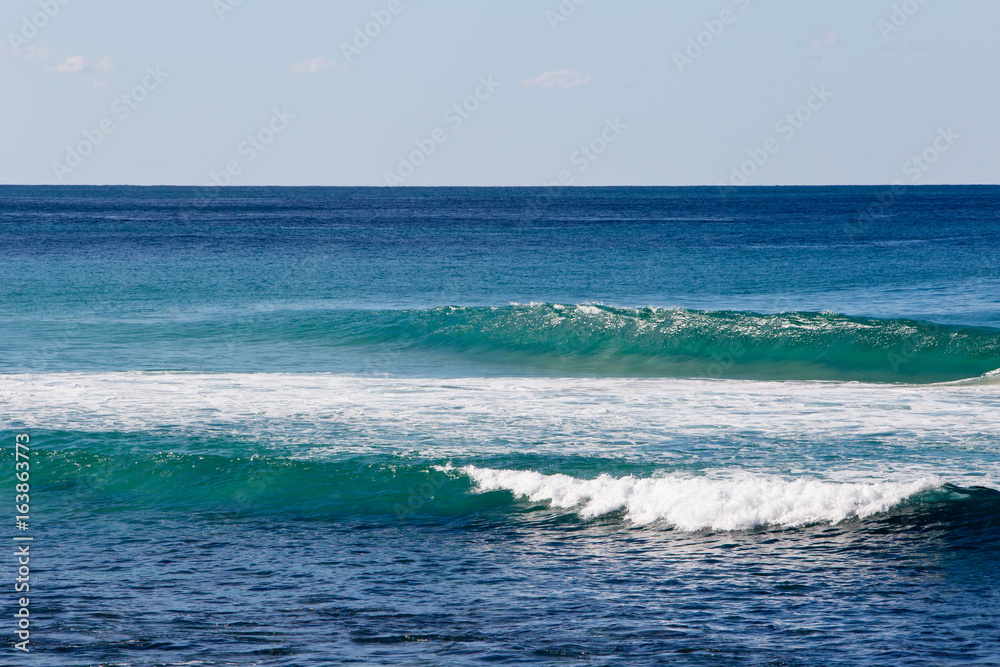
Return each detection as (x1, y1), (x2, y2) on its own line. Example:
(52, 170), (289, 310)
(2, 186), (1000, 665)
(9, 304), (1000, 382)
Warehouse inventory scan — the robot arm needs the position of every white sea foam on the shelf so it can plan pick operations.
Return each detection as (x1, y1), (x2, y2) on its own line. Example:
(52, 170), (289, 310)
(979, 368), (1000, 382)
(1, 372), (998, 487)
(3, 373), (998, 439)
(456, 466), (939, 530)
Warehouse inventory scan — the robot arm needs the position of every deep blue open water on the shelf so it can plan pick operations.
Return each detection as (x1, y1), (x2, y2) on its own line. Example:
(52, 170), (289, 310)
(2, 186), (999, 665)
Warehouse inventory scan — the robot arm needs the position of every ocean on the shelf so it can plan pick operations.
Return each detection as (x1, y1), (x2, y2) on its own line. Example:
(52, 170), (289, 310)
(2, 185), (999, 666)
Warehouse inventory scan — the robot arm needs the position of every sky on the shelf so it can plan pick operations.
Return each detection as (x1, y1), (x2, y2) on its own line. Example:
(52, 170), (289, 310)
(1, 0), (997, 186)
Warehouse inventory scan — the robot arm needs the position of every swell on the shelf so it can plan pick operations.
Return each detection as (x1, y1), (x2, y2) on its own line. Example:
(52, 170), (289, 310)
(37, 450), (1000, 534)
(339, 304), (1000, 383)
(9, 304), (998, 382)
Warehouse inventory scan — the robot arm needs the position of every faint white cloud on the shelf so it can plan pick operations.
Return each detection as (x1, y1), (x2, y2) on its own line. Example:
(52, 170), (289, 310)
(92, 81), (110, 90)
(798, 30), (838, 49)
(288, 57), (345, 75)
(522, 69), (592, 89)
(46, 55), (114, 73)
(48, 55), (86, 72)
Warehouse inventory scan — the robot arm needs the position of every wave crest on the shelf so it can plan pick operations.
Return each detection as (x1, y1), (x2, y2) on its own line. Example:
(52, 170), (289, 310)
(355, 304), (1000, 383)
(455, 466), (938, 531)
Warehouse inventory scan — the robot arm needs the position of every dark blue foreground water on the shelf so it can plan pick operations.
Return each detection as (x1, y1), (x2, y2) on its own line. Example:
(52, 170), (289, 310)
(2, 186), (999, 665)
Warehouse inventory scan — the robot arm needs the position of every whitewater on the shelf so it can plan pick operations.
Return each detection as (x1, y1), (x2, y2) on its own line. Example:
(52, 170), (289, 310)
(5, 370), (998, 530)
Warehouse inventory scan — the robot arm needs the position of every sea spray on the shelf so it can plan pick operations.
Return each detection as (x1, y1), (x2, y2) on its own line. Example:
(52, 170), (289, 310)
(453, 466), (940, 530)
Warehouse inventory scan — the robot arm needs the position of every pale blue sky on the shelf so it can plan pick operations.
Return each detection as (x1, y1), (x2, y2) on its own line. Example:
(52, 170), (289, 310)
(1, 0), (997, 186)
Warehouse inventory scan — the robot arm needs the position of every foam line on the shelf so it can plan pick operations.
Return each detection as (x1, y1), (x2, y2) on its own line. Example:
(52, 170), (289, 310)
(458, 466), (939, 531)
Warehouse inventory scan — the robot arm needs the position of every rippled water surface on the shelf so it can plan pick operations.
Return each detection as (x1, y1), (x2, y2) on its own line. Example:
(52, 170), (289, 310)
(2, 186), (999, 665)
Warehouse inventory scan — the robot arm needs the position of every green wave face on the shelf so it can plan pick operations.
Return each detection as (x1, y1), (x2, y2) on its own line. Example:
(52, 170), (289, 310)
(37, 449), (1000, 534)
(346, 305), (1000, 383)
(10, 304), (1000, 381)
(42, 450), (491, 521)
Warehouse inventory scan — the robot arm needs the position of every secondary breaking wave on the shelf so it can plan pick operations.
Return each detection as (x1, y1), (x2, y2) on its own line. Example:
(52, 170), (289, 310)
(39, 449), (1000, 533)
(456, 466), (936, 530)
